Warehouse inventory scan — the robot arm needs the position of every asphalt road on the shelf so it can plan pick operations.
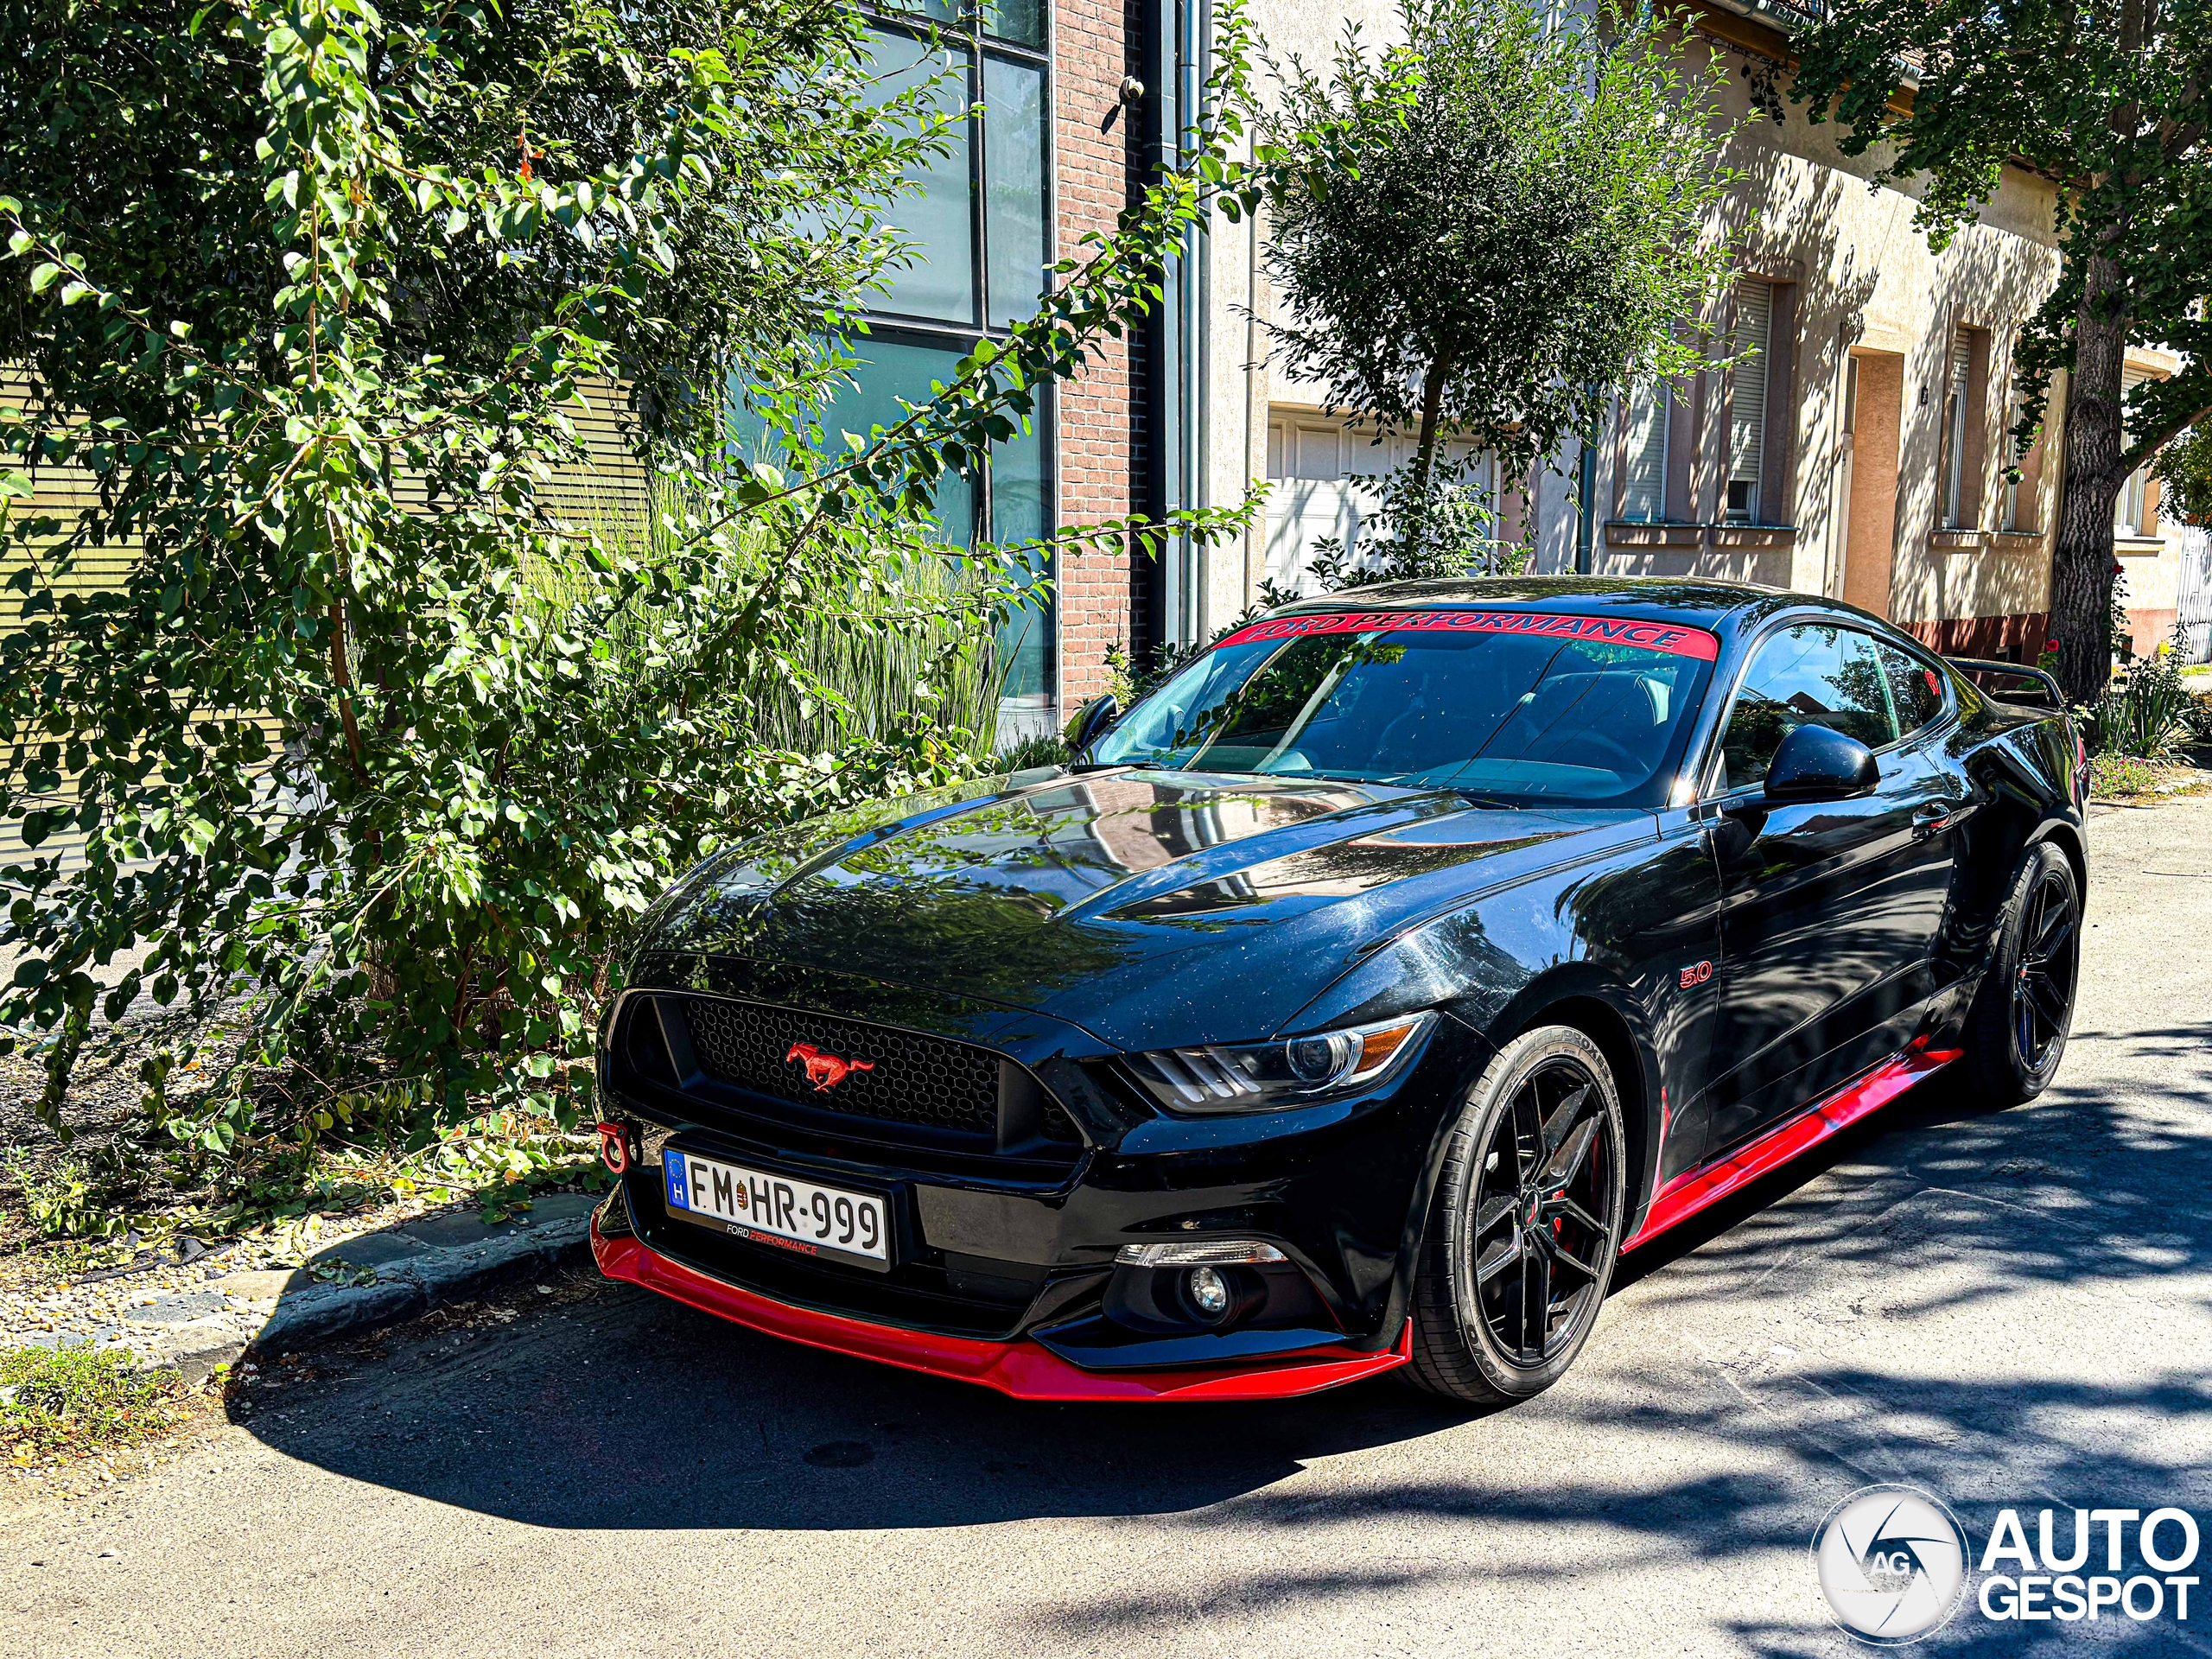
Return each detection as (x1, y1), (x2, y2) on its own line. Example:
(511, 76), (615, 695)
(6, 798), (2210, 1657)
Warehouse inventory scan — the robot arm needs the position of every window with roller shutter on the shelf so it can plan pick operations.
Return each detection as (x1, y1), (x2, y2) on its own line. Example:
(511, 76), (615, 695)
(1726, 281), (1771, 524)
(1619, 382), (1669, 524)
(2115, 366), (2157, 537)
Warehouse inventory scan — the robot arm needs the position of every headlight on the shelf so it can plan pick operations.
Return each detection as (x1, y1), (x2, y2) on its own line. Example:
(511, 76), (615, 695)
(1123, 1012), (1436, 1114)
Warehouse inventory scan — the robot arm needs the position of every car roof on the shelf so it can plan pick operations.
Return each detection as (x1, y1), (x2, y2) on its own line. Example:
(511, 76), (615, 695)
(1261, 575), (1847, 634)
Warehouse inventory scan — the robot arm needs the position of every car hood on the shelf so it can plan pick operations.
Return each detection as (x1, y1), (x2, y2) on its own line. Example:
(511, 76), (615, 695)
(642, 768), (1656, 1051)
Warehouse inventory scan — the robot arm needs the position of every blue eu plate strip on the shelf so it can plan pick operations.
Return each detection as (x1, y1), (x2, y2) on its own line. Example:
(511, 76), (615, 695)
(664, 1150), (690, 1211)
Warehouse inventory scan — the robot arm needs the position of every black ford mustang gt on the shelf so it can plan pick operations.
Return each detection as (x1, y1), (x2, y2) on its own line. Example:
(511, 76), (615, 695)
(589, 578), (2089, 1405)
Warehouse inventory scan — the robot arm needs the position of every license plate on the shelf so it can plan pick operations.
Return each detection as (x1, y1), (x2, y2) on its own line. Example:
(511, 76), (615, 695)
(661, 1149), (890, 1271)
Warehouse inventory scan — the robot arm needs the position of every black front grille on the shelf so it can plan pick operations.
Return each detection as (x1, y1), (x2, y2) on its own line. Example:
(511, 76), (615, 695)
(678, 997), (1001, 1137)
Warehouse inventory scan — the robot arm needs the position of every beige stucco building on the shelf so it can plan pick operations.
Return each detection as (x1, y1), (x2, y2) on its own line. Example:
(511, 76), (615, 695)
(1182, 0), (2205, 671)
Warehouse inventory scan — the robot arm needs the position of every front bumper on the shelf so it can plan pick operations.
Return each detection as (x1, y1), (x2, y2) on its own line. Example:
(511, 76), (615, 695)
(594, 966), (1480, 1395)
(591, 1216), (1411, 1402)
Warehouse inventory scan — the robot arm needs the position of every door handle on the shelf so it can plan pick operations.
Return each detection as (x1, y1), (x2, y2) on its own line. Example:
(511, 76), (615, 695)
(1911, 802), (1955, 840)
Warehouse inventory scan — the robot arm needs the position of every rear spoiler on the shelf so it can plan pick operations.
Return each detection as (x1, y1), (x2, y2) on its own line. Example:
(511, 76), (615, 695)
(1946, 657), (2066, 710)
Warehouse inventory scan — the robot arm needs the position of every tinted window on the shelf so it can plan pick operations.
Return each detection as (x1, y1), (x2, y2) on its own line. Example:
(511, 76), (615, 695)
(1717, 625), (1897, 791)
(1091, 620), (1717, 807)
(1878, 639), (1946, 736)
(863, 29), (976, 327)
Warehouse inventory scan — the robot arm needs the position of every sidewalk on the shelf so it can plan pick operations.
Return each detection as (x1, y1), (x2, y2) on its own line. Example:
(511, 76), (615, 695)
(3, 1193), (601, 1381)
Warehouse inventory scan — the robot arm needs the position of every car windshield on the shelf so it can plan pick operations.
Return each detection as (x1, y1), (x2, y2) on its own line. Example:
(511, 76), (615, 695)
(1089, 610), (1719, 806)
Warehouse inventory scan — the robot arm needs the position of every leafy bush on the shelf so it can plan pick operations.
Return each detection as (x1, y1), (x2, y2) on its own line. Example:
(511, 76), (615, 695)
(2152, 420), (2212, 527)
(0, 0), (1270, 1171)
(2187, 690), (2212, 747)
(1301, 454), (1528, 590)
(2091, 639), (2195, 759)
(1, 1148), (123, 1240)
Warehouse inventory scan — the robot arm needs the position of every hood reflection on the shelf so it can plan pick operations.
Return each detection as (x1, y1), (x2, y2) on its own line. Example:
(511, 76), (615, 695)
(646, 768), (1649, 1039)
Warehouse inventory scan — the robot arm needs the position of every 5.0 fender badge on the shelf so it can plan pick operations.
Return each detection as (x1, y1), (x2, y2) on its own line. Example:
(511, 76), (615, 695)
(787, 1041), (874, 1092)
(1679, 960), (1714, 989)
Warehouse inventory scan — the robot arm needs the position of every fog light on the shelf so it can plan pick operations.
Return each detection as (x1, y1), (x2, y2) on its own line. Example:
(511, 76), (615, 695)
(1187, 1266), (1230, 1319)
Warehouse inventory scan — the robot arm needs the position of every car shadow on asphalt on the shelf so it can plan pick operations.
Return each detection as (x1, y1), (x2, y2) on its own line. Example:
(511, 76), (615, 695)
(230, 1032), (2209, 1586)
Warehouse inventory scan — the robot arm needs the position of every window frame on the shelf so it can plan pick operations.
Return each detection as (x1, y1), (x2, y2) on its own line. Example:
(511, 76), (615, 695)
(1937, 334), (1973, 530)
(1617, 378), (1671, 524)
(860, 9), (1055, 335)
(1724, 281), (1774, 525)
(2114, 365), (2159, 537)
(1695, 615), (1958, 803)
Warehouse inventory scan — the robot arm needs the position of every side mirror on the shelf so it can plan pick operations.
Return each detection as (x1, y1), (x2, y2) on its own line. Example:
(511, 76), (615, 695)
(1064, 694), (1121, 755)
(1764, 723), (1878, 803)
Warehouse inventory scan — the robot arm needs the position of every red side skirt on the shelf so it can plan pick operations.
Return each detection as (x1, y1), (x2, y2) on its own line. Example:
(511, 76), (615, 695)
(591, 1223), (1412, 1402)
(1624, 1042), (1961, 1253)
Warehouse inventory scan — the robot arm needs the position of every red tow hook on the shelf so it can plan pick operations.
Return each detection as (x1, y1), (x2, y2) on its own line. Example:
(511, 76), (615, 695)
(596, 1120), (632, 1175)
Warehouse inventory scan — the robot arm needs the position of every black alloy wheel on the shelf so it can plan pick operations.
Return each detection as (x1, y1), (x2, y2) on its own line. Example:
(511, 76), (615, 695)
(1964, 842), (2081, 1108)
(2012, 865), (2078, 1071)
(1404, 1026), (1627, 1405)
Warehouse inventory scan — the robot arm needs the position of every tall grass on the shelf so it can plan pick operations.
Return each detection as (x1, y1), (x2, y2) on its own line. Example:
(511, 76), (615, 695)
(534, 474), (1010, 766)
(752, 551), (1008, 759)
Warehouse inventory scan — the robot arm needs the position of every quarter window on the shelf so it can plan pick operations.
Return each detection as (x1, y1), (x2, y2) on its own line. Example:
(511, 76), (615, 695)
(1715, 625), (1897, 791)
(1877, 639), (1945, 738)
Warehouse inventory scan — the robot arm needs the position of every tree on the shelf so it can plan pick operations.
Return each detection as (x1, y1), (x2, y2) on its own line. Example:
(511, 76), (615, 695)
(1794, 0), (2212, 703)
(0, 0), (1266, 1151)
(2153, 419), (2212, 524)
(1252, 0), (1736, 549)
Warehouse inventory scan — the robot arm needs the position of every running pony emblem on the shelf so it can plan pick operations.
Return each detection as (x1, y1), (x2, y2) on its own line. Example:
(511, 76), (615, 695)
(785, 1042), (874, 1092)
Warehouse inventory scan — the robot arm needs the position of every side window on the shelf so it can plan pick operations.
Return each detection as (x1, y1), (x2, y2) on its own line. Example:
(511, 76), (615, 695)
(1715, 625), (1898, 791)
(1877, 640), (1947, 738)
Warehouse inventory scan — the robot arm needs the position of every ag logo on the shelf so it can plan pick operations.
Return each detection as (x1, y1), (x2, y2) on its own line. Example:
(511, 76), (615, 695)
(1813, 1484), (1971, 1644)
(1678, 959), (1713, 989)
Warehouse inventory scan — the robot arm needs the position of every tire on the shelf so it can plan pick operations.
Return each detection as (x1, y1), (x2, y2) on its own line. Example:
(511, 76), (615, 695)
(1962, 842), (2082, 1109)
(1401, 1025), (1628, 1406)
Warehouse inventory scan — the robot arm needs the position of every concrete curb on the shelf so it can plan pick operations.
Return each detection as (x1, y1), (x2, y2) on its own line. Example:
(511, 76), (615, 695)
(111, 1194), (601, 1382)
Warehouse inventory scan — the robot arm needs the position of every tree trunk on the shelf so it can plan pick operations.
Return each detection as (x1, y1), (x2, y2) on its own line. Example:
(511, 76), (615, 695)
(1410, 350), (1456, 500)
(2050, 253), (2131, 704)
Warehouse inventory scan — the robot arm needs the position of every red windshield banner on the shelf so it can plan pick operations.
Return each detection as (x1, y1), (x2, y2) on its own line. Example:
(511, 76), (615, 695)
(1213, 608), (1720, 662)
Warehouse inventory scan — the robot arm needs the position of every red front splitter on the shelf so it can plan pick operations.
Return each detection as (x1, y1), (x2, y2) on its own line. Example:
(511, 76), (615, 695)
(590, 1221), (1410, 1402)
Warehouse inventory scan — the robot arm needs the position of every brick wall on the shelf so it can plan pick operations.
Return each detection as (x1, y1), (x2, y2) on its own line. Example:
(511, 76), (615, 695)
(1905, 612), (2051, 664)
(1049, 0), (1149, 708)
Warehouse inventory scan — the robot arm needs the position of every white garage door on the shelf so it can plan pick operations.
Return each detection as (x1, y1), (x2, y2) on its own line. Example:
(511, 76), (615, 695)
(1263, 416), (1491, 594)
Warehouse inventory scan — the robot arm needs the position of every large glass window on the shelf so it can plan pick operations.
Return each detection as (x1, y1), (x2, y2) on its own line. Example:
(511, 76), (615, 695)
(865, 22), (1052, 328)
(849, 9), (1055, 705)
(1715, 625), (1897, 792)
(983, 54), (1048, 328)
(825, 337), (977, 546)
(866, 31), (978, 327)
